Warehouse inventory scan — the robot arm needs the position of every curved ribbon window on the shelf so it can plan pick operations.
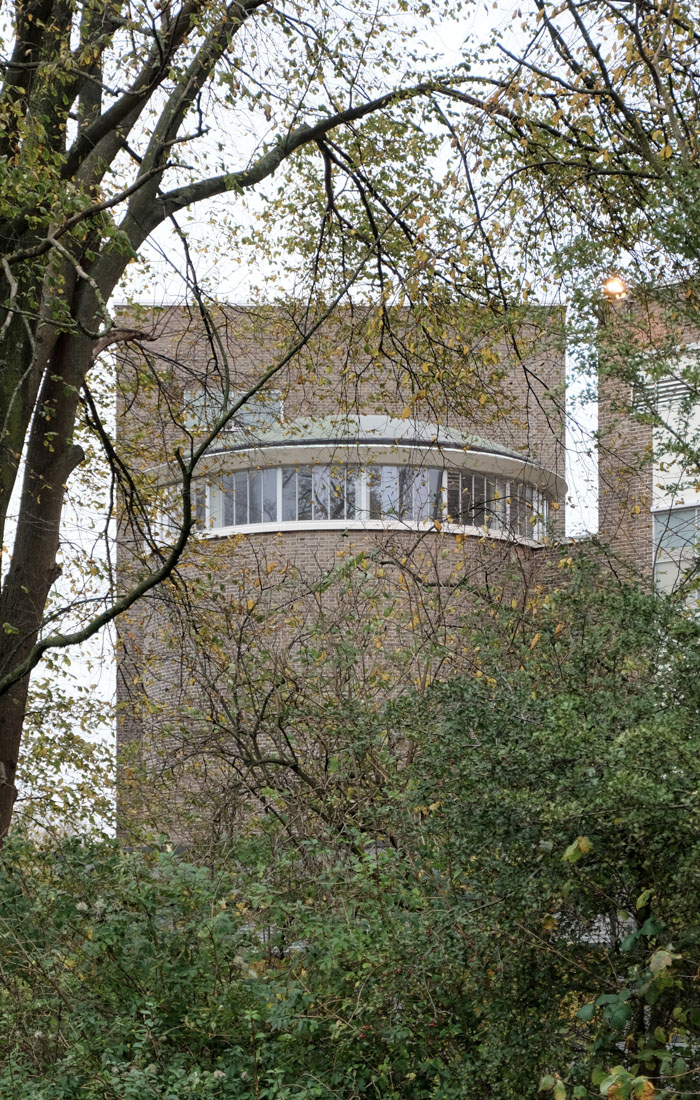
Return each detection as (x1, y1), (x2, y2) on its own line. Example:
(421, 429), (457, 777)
(182, 464), (549, 542)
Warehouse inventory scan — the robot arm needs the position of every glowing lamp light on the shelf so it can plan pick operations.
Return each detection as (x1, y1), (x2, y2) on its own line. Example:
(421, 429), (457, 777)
(603, 275), (628, 300)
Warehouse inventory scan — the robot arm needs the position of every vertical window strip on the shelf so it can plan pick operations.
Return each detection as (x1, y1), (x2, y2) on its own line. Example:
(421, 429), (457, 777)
(263, 468), (277, 523)
(282, 467), (297, 521)
(346, 467), (358, 519)
(234, 471), (248, 525)
(312, 466), (329, 520)
(194, 484), (206, 527)
(330, 466), (346, 520)
(223, 474), (234, 527)
(298, 467), (312, 520)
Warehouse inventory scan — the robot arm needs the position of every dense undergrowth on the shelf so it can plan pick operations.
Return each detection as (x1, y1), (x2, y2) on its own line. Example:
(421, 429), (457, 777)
(1, 572), (699, 1099)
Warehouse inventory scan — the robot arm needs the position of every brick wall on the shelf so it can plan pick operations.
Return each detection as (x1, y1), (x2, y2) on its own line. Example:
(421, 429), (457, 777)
(597, 372), (654, 578)
(117, 524), (556, 841)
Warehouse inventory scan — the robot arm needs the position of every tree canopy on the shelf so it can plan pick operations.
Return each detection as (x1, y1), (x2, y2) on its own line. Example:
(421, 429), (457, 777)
(0, 0), (698, 838)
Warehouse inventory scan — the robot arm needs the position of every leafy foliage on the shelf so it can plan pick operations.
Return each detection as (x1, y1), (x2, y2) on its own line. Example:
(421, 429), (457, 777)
(3, 561), (699, 1097)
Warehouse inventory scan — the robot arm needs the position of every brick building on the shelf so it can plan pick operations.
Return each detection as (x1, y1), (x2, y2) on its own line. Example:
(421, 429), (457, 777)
(116, 302), (568, 837)
(597, 288), (700, 597)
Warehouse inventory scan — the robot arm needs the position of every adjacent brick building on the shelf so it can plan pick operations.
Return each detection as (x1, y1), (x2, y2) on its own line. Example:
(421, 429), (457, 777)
(597, 287), (700, 595)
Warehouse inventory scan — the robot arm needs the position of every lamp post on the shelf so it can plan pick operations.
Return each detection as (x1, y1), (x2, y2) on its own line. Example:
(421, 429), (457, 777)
(602, 275), (628, 301)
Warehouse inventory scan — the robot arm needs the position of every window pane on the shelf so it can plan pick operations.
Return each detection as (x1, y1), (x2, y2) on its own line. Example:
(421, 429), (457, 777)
(523, 484), (534, 531)
(209, 482), (224, 528)
(346, 468), (358, 519)
(398, 467), (415, 519)
(414, 468), (442, 521)
(158, 490), (183, 542)
(298, 468), (312, 520)
(330, 468), (346, 519)
(487, 478), (506, 526)
(194, 484), (206, 526)
(263, 468), (277, 522)
(447, 471), (461, 521)
(368, 468), (382, 519)
(427, 469), (443, 520)
(282, 468), (297, 521)
(384, 467), (401, 517)
(472, 475), (486, 527)
(223, 474), (234, 527)
(460, 473), (472, 523)
(231, 390), (282, 429)
(655, 557), (685, 593)
(507, 483), (515, 534)
(532, 491), (547, 539)
(248, 471), (262, 524)
(370, 467), (401, 519)
(446, 471), (471, 523)
(184, 388), (224, 431)
(655, 507), (698, 551)
(313, 466), (330, 520)
(234, 471), (248, 525)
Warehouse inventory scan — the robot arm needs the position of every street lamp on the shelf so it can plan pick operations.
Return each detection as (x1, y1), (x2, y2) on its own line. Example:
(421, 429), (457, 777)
(602, 275), (628, 301)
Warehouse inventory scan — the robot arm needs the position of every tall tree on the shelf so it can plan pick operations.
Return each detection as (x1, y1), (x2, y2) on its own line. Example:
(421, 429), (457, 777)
(0, 0), (477, 836)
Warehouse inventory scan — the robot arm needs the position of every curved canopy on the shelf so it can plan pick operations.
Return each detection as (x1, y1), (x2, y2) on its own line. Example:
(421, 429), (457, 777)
(208, 414), (524, 461)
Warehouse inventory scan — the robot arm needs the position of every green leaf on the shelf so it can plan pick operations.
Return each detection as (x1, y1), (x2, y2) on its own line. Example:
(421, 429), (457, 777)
(562, 836), (593, 863)
(649, 948), (676, 975)
(577, 1002), (596, 1022)
(562, 840), (581, 863)
(608, 1003), (633, 1030)
(599, 1075), (619, 1095)
(640, 917), (662, 937)
(539, 1075), (556, 1092)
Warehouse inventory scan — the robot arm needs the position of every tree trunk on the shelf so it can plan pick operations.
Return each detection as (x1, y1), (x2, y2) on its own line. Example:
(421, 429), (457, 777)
(0, 329), (90, 837)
